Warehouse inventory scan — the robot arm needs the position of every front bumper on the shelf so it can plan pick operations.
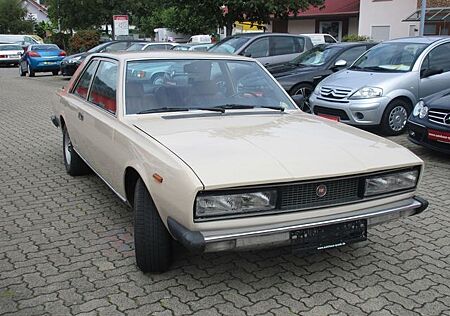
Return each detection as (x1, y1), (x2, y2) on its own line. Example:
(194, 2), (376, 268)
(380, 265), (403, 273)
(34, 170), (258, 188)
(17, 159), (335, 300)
(60, 62), (78, 76)
(309, 94), (390, 125)
(168, 196), (428, 253)
(407, 120), (450, 154)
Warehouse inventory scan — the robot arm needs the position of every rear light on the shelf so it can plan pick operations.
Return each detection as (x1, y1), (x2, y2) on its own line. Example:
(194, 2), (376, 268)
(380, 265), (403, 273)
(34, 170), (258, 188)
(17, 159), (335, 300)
(0, 55), (6, 58)
(59, 51), (67, 57)
(28, 51), (40, 57)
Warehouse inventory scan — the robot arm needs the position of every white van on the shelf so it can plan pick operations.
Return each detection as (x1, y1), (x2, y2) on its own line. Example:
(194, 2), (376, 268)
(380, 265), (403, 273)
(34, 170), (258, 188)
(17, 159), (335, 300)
(301, 34), (338, 46)
(187, 35), (212, 44)
(0, 34), (41, 45)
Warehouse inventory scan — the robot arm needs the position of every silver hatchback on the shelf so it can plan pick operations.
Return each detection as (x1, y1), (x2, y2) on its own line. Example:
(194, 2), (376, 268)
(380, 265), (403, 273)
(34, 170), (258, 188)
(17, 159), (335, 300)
(309, 36), (450, 135)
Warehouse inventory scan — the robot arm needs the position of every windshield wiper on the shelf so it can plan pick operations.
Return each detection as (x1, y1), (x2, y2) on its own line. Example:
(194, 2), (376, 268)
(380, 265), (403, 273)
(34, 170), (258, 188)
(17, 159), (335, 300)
(215, 104), (285, 112)
(188, 107), (225, 113)
(137, 107), (189, 114)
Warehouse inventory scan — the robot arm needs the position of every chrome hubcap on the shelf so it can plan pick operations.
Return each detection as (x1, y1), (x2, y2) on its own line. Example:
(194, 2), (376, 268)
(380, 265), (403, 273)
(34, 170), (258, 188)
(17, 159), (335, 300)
(64, 132), (72, 165)
(389, 106), (408, 132)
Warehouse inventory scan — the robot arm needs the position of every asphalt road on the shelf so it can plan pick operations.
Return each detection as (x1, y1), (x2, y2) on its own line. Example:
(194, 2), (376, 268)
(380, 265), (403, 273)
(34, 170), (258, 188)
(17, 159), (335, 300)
(0, 66), (449, 316)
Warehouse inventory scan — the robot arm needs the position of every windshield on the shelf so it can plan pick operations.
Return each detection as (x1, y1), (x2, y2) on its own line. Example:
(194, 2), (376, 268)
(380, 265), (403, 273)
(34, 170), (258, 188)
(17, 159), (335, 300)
(291, 45), (341, 66)
(125, 59), (296, 114)
(351, 42), (427, 72)
(32, 44), (59, 50)
(209, 37), (251, 54)
(88, 42), (110, 53)
(0, 45), (22, 51)
(126, 43), (145, 51)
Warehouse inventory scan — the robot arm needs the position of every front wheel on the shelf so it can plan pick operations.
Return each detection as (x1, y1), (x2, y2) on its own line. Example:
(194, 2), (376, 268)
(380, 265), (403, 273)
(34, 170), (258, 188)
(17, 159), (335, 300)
(290, 83), (313, 113)
(380, 100), (411, 136)
(19, 64), (26, 77)
(62, 126), (89, 176)
(134, 178), (173, 273)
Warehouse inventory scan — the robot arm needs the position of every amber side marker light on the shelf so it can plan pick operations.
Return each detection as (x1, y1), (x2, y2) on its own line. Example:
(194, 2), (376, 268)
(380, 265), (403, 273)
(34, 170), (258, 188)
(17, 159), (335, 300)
(153, 173), (164, 183)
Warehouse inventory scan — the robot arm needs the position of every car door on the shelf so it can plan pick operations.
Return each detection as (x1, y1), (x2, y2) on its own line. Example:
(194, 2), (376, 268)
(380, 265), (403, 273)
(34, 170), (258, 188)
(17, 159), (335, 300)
(269, 36), (302, 65)
(78, 59), (119, 185)
(419, 42), (450, 98)
(241, 37), (270, 65)
(64, 59), (100, 158)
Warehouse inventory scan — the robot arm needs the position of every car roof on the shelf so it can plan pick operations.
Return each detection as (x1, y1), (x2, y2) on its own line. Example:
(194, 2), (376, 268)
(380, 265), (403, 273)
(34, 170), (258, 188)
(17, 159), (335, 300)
(229, 32), (306, 38)
(325, 42), (375, 48)
(90, 51), (255, 62)
(386, 36), (449, 44)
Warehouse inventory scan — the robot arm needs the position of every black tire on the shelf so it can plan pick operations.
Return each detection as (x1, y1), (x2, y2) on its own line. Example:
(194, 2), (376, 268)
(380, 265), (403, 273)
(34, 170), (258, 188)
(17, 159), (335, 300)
(290, 83), (313, 113)
(19, 64), (26, 77)
(62, 126), (89, 176)
(380, 99), (411, 136)
(52, 70), (59, 76)
(134, 178), (172, 273)
(27, 63), (35, 77)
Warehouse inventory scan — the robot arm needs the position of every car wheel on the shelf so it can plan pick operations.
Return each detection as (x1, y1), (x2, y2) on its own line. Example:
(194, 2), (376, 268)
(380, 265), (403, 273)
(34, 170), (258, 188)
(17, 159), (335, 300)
(134, 178), (173, 273)
(19, 64), (26, 77)
(27, 63), (35, 77)
(381, 100), (411, 136)
(63, 126), (89, 176)
(52, 70), (59, 76)
(291, 83), (313, 113)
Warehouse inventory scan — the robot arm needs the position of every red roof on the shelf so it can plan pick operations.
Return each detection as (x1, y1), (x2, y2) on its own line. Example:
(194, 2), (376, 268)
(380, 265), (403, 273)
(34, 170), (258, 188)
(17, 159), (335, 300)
(292, 0), (360, 17)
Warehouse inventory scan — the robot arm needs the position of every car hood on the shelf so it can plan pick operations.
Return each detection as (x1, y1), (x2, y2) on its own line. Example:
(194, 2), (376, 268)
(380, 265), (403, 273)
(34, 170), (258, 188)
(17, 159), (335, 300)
(320, 69), (404, 90)
(268, 63), (318, 78)
(133, 111), (421, 189)
(425, 89), (450, 109)
(63, 52), (86, 61)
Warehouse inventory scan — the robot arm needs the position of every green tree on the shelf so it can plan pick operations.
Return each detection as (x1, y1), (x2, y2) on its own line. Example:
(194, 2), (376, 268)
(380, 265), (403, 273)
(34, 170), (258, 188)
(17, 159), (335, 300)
(0, 0), (34, 34)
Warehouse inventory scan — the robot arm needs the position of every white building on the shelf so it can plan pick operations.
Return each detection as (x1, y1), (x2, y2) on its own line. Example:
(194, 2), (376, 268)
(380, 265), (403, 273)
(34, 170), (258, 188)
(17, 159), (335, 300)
(21, 0), (49, 23)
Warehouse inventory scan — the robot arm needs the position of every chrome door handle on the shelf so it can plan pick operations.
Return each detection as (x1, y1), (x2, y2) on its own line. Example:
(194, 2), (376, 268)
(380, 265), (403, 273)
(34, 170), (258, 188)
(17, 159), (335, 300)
(78, 112), (84, 121)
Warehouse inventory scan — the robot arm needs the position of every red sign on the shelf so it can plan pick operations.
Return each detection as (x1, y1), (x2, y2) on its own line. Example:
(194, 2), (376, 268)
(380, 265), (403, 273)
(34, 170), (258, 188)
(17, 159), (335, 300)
(318, 113), (340, 122)
(113, 15), (128, 21)
(428, 129), (450, 143)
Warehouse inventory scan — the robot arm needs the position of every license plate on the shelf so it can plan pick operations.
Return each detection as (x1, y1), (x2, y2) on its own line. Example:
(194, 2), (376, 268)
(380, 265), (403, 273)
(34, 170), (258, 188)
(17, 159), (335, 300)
(318, 113), (340, 122)
(291, 219), (367, 252)
(428, 129), (450, 143)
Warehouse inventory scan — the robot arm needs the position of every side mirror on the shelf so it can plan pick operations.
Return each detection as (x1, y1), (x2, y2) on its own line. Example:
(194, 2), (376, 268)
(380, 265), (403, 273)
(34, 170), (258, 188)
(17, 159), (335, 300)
(291, 95), (305, 108)
(421, 68), (443, 78)
(332, 59), (347, 69)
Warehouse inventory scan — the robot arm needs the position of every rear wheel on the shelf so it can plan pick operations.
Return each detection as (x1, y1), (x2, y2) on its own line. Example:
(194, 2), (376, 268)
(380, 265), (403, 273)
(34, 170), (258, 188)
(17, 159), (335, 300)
(380, 99), (411, 136)
(19, 64), (26, 77)
(290, 83), (313, 113)
(134, 178), (173, 273)
(62, 126), (89, 176)
(27, 63), (35, 77)
(52, 70), (59, 76)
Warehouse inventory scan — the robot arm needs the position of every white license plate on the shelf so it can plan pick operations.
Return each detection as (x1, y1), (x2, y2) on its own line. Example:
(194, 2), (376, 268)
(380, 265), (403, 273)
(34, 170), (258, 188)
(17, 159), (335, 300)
(44, 62), (55, 65)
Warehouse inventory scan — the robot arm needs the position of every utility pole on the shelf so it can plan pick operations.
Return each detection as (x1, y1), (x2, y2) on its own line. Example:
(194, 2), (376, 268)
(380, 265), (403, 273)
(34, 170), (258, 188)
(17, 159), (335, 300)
(419, 0), (426, 36)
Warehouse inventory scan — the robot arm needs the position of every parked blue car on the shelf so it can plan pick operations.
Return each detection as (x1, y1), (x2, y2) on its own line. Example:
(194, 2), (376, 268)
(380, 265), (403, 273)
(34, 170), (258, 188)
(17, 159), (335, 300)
(19, 44), (66, 77)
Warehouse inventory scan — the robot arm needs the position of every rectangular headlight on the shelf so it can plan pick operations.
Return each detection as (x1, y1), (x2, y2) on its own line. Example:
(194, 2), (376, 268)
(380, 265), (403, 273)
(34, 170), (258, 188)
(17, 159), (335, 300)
(364, 170), (419, 197)
(196, 190), (277, 218)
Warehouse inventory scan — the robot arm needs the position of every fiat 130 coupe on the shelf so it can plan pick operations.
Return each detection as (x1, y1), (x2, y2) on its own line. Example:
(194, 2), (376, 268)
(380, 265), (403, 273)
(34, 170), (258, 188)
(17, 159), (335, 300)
(51, 51), (428, 272)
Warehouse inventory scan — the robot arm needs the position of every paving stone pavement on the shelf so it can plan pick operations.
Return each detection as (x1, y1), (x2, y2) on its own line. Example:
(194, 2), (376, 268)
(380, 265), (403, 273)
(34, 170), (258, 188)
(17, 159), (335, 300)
(0, 66), (449, 316)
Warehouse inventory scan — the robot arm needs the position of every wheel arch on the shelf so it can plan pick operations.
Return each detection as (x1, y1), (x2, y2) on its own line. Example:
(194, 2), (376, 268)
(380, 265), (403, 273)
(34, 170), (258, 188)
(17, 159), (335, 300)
(289, 81), (314, 95)
(124, 166), (141, 207)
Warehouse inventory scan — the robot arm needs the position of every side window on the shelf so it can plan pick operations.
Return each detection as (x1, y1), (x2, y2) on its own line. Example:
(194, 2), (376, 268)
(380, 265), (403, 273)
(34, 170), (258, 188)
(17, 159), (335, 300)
(144, 44), (167, 51)
(271, 36), (296, 56)
(103, 42), (128, 52)
(88, 61), (118, 114)
(294, 37), (305, 52)
(244, 38), (269, 58)
(325, 35), (336, 43)
(336, 46), (367, 64)
(72, 60), (99, 99)
(422, 43), (450, 72)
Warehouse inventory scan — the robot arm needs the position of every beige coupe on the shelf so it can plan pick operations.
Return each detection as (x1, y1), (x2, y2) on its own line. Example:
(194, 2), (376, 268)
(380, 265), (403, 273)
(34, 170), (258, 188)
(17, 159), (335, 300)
(51, 51), (428, 273)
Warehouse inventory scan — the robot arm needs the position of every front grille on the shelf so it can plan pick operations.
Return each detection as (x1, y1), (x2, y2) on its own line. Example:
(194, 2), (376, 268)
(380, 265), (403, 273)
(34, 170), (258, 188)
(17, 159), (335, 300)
(428, 109), (450, 126)
(320, 86), (352, 100)
(279, 177), (361, 210)
(313, 106), (350, 120)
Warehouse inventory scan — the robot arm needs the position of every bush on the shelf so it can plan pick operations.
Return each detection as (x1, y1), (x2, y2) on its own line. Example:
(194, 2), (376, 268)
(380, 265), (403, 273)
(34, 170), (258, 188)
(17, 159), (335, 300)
(46, 32), (71, 51)
(342, 34), (370, 42)
(69, 30), (100, 53)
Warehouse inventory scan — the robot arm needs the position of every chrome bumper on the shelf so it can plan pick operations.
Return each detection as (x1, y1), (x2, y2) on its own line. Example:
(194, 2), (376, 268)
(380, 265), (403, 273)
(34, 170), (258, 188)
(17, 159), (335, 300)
(167, 196), (428, 253)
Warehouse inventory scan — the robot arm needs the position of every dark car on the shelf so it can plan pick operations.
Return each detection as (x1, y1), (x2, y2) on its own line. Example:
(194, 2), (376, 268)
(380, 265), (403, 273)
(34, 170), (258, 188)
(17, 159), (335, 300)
(61, 40), (149, 76)
(267, 42), (376, 111)
(407, 89), (450, 154)
(209, 33), (313, 67)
